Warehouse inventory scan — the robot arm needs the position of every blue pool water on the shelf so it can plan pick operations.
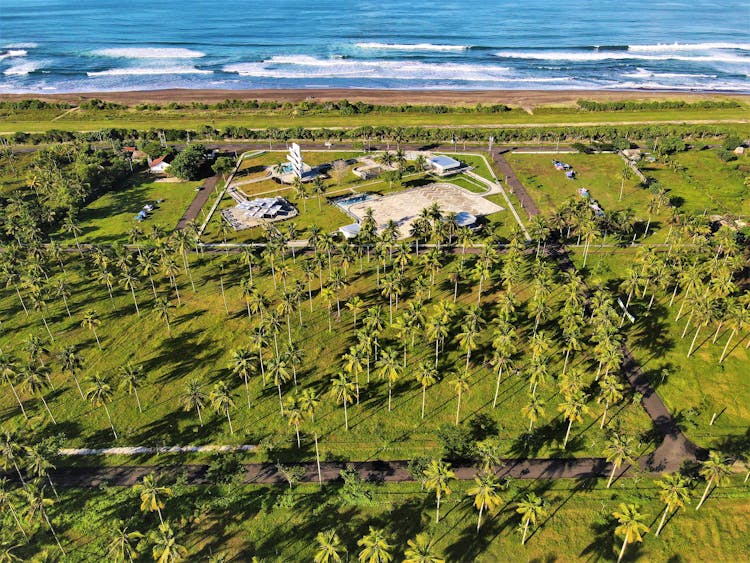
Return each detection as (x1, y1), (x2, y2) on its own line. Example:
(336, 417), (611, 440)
(0, 0), (748, 93)
(334, 193), (379, 210)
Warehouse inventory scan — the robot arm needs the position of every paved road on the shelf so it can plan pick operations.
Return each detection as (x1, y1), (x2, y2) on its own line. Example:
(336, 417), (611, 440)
(490, 150), (540, 217)
(175, 175), (218, 230)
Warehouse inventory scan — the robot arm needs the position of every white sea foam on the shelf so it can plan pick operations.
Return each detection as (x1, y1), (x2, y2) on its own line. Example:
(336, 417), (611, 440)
(3, 61), (40, 76)
(605, 80), (750, 91)
(494, 50), (748, 64)
(87, 66), (213, 76)
(92, 48), (206, 59)
(356, 42), (470, 52)
(4, 42), (37, 49)
(623, 68), (717, 80)
(224, 56), (510, 81)
(628, 42), (750, 52)
(0, 49), (28, 61)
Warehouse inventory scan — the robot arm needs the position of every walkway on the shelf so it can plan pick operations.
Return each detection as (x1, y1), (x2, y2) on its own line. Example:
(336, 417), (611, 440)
(490, 150), (540, 217)
(175, 175), (218, 230)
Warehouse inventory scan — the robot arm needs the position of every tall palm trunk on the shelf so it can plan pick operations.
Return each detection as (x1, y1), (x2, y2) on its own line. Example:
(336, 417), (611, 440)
(103, 404), (117, 439)
(6, 378), (28, 419)
(655, 504), (671, 536)
(226, 409), (234, 434)
(16, 287), (29, 316)
(130, 287), (140, 316)
(617, 537), (628, 563)
(455, 390), (462, 425)
(196, 404), (203, 425)
(563, 419), (573, 449)
(521, 519), (529, 544)
(40, 394), (56, 423)
(696, 479), (713, 510)
(493, 365), (503, 408)
(719, 328), (736, 363)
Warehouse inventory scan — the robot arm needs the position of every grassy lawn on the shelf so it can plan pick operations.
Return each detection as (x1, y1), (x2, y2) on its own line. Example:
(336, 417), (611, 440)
(2, 104), (749, 133)
(0, 247), (655, 463)
(54, 173), (201, 244)
(569, 248), (750, 452)
(505, 152), (646, 216)
(0, 150), (35, 195)
(14, 476), (750, 561)
(640, 150), (750, 216)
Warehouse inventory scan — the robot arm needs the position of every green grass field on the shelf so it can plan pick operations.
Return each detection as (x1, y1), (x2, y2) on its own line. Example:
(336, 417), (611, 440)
(505, 152), (647, 216)
(1, 246), (656, 463)
(569, 248), (750, 452)
(53, 174), (201, 244)
(2, 104), (749, 134)
(640, 150), (750, 216)
(13, 476), (750, 561)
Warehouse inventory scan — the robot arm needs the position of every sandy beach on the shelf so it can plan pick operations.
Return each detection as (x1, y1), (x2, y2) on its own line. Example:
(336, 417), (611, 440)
(1, 88), (746, 108)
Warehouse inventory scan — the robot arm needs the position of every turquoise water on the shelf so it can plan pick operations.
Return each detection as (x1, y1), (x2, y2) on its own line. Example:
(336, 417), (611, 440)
(0, 0), (748, 93)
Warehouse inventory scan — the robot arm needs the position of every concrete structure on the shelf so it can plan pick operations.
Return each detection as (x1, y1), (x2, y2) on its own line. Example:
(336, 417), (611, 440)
(221, 196), (297, 231)
(339, 223), (361, 239)
(287, 143), (304, 180)
(428, 155), (462, 176)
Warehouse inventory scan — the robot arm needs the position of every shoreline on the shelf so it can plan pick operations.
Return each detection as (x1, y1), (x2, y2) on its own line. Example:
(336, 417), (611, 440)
(1, 88), (747, 108)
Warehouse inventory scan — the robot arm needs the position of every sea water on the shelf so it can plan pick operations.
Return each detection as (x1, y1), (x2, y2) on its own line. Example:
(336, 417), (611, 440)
(0, 0), (748, 93)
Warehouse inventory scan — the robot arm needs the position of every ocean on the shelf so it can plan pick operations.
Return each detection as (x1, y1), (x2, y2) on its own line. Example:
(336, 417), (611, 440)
(0, 0), (748, 94)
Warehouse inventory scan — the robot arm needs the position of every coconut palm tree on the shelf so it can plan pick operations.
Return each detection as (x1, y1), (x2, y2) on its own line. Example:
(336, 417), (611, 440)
(267, 355), (291, 416)
(24, 441), (59, 498)
(0, 431), (26, 486)
(415, 362), (438, 420)
(284, 394), (305, 447)
(298, 387), (320, 424)
(329, 373), (355, 430)
(423, 459), (455, 523)
(181, 379), (207, 426)
(346, 295), (364, 329)
(314, 529), (346, 563)
(603, 433), (635, 488)
(468, 472), (503, 532)
(229, 347), (255, 409)
(119, 267), (141, 316)
(696, 451), (732, 510)
(719, 302), (750, 363)
(516, 492), (547, 545)
(522, 394), (546, 432)
(20, 363), (56, 423)
(23, 482), (65, 555)
(153, 297), (174, 336)
(209, 381), (235, 434)
(312, 176), (327, 210)
(357, 526), (393, 563)
(0, 353), (27, 419)
(0, 477), (27, 539)
(151, 522), (187, 562)
(655, 473), (691, 536)
(558, 391), (590, 449)
(85, 374), (117, 439)
(598, 375), (624, 428)
(118, 362), (145, 413)
(612, 503), (649, 563)
(403, 533), (443, 563)
(106, 519), (144, 562)
(450, 372), (470, 425)
(135, 473), (172, 525)
(81, 309), (102, 350)
(375, 347), (402, 412)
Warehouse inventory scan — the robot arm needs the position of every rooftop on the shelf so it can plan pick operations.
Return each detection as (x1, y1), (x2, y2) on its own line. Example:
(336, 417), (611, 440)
(429, 155), (461, 169)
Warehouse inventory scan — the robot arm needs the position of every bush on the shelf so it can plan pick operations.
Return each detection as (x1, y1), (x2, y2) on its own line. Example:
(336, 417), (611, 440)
(338, 464), (374, 506)
(717, 148), (738, 162)
(436, 423), (475, 461)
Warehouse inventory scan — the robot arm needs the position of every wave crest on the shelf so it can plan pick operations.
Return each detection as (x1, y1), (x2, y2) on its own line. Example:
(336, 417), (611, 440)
(356, 42), (470, 52)
(92, 48), (206, 59)
(87, 66), (212, 76)
(3, 61), (40, 76)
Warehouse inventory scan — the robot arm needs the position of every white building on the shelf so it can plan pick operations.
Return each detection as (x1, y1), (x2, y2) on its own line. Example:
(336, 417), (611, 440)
(287, 143), (304, 180)
(148, 156), (170, 174)
(428, 155), (462, 176)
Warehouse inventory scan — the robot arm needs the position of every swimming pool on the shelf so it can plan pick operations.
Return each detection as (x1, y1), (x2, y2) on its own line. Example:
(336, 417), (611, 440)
(333, 193), (380, 210)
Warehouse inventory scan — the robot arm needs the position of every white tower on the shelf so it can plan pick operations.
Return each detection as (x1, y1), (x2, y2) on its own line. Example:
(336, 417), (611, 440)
(287, 143), (303, 180)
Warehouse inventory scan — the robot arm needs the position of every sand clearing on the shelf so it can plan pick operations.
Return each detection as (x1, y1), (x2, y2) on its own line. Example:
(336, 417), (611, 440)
(347, 183), (503, 238)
